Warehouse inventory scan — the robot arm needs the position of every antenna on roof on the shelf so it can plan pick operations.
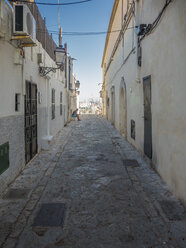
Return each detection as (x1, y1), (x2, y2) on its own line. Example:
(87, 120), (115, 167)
(58, 0), (62, 47)
(59, 27), (62, 47)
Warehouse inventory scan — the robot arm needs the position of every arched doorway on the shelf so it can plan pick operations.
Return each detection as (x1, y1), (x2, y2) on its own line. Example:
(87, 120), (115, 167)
(119, 78), (127, 137)
(105, 91), (109, 120)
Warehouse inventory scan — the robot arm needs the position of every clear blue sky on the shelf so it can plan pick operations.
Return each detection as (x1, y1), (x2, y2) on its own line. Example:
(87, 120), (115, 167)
(38, 0), (114, 101)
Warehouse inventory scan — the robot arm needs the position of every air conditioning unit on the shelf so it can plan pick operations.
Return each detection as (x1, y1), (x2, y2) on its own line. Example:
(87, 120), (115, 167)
(13, 4), (36, 44)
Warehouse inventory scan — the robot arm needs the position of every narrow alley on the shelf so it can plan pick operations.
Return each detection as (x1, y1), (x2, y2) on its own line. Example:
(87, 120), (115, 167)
(0, 115), (185, 248)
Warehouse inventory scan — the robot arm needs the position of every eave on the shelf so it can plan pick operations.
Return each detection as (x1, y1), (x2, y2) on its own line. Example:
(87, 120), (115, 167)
(101, 0), (120, 68)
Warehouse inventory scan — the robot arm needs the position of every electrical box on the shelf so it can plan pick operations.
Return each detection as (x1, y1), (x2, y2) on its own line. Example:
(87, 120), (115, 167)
(37, 53), (43, 64)
(14, 49), (23, 65)
(137, 24), (147, 36)
(0, 142), (9, 175)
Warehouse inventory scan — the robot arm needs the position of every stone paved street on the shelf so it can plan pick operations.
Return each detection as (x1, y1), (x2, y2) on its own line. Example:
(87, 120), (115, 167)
(0, 115), (186, 248)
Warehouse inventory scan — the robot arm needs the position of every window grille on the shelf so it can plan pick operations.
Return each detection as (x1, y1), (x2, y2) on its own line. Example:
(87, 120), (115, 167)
(60, 92), (62, 116)
(15, 93), (21, 111)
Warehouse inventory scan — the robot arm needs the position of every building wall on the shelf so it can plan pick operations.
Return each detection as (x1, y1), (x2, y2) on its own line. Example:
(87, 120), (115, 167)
(0, 1), (25, 196)
(67, 60), (78, 122)
(102, 0), (186, 204)
(0, 1), (69, 195)
(140, 0), (186, 202)
(23, 41), (66, 150)
(0, 116), (25, 196)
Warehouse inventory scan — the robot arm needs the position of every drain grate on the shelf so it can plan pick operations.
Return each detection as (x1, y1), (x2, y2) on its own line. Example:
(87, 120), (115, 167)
(111, 136), (121, 139)
(159, 200), (186, 221)
(3, 189), (30, 199)
(123, 159), (139, 167)
(32, 203), (66, 227)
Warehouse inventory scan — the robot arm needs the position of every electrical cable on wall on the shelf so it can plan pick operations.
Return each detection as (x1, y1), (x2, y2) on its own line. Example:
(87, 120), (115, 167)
(36, 27), (136, 36)
(140, 0), (174, 41)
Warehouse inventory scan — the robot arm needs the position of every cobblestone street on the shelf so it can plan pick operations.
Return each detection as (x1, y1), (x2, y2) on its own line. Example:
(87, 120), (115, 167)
(0, 115), (185, 248)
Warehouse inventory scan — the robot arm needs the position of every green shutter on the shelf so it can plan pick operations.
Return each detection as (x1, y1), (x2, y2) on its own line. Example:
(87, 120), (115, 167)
(0, 142), (9, 175)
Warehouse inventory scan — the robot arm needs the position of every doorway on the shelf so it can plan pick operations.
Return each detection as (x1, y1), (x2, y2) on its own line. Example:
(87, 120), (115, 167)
(120, 88), (125, 134)
(119, 78), (127, 137)
(111, 87), (115, 125)
(25, 81), (38, 164)
(143, 76), (152, 159)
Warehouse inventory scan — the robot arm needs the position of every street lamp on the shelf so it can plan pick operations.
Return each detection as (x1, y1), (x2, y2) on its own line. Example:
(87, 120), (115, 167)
(55, 46), (66, 65)
(75, 80), (80, 89)
(39, 46), (66, 77)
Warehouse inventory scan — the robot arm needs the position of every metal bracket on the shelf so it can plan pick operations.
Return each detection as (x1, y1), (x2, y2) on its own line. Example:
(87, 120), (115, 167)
(39, 64), (64, 77)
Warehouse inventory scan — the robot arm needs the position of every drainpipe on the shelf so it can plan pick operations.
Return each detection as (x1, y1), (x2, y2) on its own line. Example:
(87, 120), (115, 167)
(21, 48), (25, 111)
(122, 0), (124, 59)
(134, 0), (141, 84)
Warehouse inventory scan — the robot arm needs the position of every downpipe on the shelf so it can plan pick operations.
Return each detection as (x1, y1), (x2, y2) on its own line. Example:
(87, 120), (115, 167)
(134, 0), (141, 84)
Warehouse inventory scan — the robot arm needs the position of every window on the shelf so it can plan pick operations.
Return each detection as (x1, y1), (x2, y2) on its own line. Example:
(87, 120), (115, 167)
(60, 92), (63, 116)
(107, 97), (110, 107)
(51, 89), (55, 119)
(131, 120), (135, 140)
(15, 93), (21, 111)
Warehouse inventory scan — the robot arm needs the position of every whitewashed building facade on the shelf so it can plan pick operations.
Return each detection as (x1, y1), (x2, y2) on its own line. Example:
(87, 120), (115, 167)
(0, 0), (77, 195)
(102, 0), (186, 204)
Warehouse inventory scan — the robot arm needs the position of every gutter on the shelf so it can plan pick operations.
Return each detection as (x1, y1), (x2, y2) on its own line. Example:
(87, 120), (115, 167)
(103, 2), (135, 76)
(101, 0), (120, 68)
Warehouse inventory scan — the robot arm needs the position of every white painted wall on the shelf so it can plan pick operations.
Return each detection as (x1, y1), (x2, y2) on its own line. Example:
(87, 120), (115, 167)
(0, 1), (25, 196)
(23, 41), (67, 150)
(140, 0), (186, 202)
(102, 0), (186, 204)
(0, 1), (23, 118)
(0, 0), (70, 194)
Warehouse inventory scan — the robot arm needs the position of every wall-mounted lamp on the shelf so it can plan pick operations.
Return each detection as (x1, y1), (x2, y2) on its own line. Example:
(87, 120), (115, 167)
(75, 80), (80, 89)
(55, 46), (66, 65)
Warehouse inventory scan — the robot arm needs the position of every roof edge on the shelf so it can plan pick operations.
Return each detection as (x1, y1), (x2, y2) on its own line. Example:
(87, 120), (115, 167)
(101, 0), (120, 68)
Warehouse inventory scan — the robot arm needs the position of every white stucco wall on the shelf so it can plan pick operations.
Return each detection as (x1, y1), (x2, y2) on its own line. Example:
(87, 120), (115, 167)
(0, 1), (25, 196)
(102, 0), (186, 204)
(140, 0), (186, 202)
(23, 41), (67, 150)
(0, 0), (69, 194)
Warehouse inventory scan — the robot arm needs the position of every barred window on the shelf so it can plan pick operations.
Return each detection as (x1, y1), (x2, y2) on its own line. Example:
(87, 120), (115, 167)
(15, 93), (21, 111)
(51, 89), (55, 120)
(60, 92), (62, 116)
